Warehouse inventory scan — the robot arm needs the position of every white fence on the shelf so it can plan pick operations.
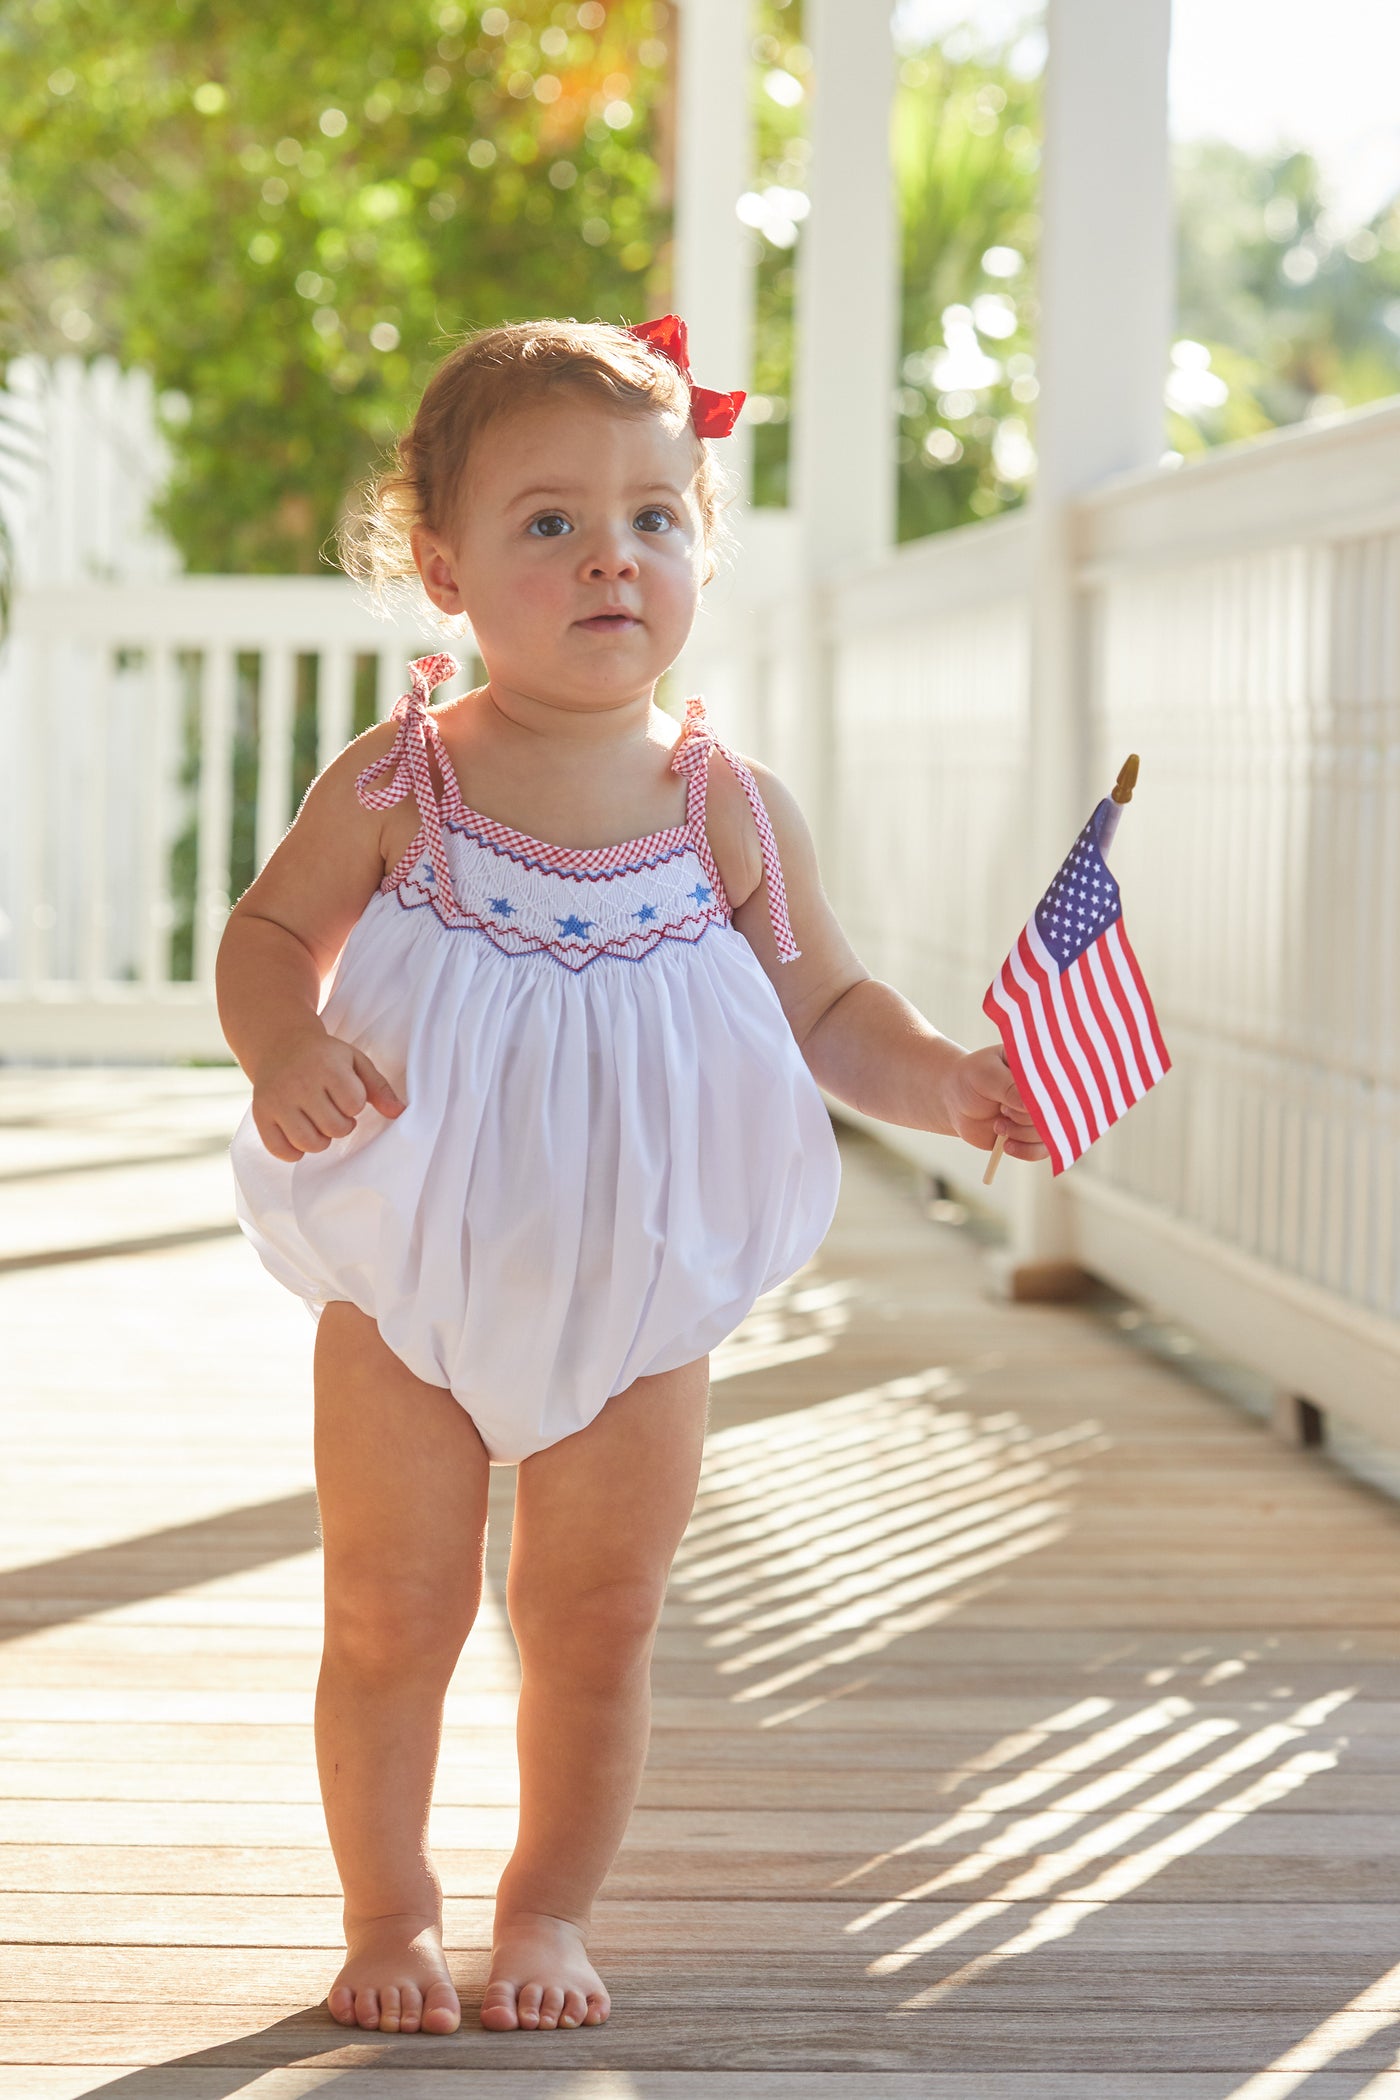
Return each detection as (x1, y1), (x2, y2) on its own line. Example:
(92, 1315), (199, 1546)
(0, 357), (479, 1054)
(0, 582), (474, 1057)
(685, 401), (1400, 1447)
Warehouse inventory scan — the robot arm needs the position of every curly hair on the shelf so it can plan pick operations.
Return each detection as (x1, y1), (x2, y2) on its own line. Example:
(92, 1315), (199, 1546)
(335, 316), (741, 620)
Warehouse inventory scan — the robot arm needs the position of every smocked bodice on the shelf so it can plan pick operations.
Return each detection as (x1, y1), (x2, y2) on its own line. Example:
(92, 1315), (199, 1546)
(353, 653), (801, 973)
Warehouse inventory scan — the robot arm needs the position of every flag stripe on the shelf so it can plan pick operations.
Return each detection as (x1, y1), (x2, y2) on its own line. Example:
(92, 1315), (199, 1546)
(993, 945), (1080, 1162)
(1100, 921), (1158, 1087)
(1062, 951), (1130, 1119)
(1008, 932), (1093, 1156)
(1072, 946), (1135, 1110)
(1087, 938), (1147, 1098)
(984, 969), (1074, 1172)
(1026, 920), (1113, 1140)
(1110, 919), (1172, 1078)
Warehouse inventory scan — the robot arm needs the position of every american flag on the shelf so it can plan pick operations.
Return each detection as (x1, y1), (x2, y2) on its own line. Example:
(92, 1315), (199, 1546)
(982, 785), (1169, 1176)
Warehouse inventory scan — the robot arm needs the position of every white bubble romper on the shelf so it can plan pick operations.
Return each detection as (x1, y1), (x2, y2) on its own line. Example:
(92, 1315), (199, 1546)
(229, 654), (842, 1463)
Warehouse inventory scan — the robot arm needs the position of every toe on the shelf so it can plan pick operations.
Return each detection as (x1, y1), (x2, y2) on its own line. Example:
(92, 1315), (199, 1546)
(378, 1984), (401, 2033)
(560, 1988), (588, 2027)
(354, 1986), (380, 2029)
(327, 1984), (356, 2026)
(537, 1984), (565, 2030)
(584, 1991), (610, 2024)
(479, 1983), (518, 2031)
(399, 1982), (424, 2034)
(422, 1981), (462, 2034)
(516, 1981), (544, 2029)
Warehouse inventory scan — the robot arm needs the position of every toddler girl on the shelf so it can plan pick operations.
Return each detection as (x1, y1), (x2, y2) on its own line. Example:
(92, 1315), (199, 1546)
(217, 312), (1046, 2037)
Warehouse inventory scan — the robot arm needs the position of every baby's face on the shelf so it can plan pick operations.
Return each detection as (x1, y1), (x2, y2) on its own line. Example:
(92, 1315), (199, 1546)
(414, 393), (707, 709)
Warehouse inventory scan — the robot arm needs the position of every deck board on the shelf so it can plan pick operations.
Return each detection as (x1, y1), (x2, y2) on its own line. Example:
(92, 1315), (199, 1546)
(4, 1067), (1400, 2094)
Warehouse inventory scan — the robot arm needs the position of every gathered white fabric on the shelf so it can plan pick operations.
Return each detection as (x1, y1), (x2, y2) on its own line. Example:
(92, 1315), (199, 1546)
(229, 660), (842, 1464)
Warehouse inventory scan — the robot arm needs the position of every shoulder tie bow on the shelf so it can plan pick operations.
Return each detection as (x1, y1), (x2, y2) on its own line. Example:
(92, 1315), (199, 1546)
(355, 652), (464, 912)
(669, 695), (801, 961)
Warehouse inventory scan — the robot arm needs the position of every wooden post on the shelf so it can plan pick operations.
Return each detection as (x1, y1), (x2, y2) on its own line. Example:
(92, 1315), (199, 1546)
(1271, 1392), (1326, 1449)
(997, 0), (1174, 1298)
(785, 0), (899, 867)
(790, 0), (899, 580)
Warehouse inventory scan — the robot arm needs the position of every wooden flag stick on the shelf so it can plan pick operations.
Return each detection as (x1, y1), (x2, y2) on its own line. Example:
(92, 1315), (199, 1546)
(983, 1133), (1006, 1185)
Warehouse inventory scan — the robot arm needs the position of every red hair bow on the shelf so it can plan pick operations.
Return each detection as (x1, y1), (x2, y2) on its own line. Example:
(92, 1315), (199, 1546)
(625, 313), (747, 438)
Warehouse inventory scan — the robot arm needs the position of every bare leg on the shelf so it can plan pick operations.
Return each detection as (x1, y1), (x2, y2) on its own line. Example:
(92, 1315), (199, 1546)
(314, 1302), (491, 2034)
(482, 1354), (711, 2031)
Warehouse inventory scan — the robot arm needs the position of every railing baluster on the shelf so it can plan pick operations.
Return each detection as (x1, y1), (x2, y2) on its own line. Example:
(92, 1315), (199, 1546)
(19, 638), (51, 991)
(318, 646), (355, 772)
(194, 646), (235, 989)
(140, 646), (179, 988)
(378, 647), (406, 721)
(255, 647), (295, 874)
(81, 643), (113, 993)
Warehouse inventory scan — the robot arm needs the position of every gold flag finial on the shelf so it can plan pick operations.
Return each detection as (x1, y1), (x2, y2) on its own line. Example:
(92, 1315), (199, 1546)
(1112, 754), (1140, 805)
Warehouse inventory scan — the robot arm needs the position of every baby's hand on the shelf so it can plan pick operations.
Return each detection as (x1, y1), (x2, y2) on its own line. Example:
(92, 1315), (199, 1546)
(944, 1045), (1048, 1164)
(251, 1028), (406, 1163)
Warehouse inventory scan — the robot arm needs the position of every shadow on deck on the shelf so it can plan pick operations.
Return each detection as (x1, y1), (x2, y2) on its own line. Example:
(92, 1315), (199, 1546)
(3, 1067), (1400, 2099)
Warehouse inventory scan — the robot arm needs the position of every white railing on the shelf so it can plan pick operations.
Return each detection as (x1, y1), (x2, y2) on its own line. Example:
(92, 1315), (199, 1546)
(0, 580), (473, 1057)
(685, 403), (1400, 1446)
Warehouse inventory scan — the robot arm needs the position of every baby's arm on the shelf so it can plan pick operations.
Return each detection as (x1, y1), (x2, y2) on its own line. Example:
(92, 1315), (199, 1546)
(216, 730), (407, 1162)
(730, 760), (1048, 1165)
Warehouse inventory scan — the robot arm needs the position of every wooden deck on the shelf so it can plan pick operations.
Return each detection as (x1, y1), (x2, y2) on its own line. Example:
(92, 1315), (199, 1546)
(4, 1067), (1400, 2099)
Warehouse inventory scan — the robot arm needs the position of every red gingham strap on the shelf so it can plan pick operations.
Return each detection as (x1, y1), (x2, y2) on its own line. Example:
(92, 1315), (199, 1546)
(355, 653), (463, 905)
(669, 695), (801, 962)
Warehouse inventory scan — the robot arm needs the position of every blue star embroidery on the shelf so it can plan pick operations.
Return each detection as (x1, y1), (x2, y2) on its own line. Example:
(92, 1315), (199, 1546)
(634, 902), (659, 923)
(488, 896), (516, 916)
(689, 882), (712, 906)
(556, 914), (595, 938)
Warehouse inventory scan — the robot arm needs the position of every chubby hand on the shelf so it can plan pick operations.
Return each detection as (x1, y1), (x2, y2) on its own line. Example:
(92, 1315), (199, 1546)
(251, 1028), (405, 1163)
(944, 1044), (1048, 1164)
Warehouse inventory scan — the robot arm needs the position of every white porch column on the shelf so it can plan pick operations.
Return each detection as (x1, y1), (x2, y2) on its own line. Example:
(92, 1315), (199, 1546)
(790, 0), (900, 575)
(1007, 0), (1174, 1281)
(672, 0), (756, 510)
(780, 0), (899, 860)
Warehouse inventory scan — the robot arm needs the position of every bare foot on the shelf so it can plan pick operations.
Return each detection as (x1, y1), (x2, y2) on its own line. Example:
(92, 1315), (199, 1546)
(327, 1911), (462, 2033)
(480, 1909), (611, 2031)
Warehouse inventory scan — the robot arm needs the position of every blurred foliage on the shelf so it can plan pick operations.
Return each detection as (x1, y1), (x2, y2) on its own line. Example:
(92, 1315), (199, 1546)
(736, 5), (1044, 531)
(1170, 139), (1400, 454)
(744, 0), (804, 508)
(9, 0), (1400, 580)
(4, 0), (676, 571)
(892, 35), (1041, 539)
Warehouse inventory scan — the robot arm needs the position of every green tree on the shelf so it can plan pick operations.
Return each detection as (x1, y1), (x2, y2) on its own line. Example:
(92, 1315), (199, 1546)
(1170, 138), (1400, 454)
(4, 0), (676, 572)
(893, 37), (1041, 539)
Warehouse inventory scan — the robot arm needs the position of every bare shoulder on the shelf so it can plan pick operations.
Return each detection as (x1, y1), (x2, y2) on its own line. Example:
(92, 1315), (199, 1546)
(222, 717), (407, 973)
(697, 741), (822, 913)
(304, 716), (399, 807)
(723, 747), (870, 1041)
(721, 748), (816, 874)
